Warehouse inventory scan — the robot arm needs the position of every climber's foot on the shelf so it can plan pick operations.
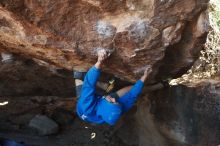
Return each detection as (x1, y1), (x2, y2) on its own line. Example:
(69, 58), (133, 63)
(73, 71), (86, 97)
(73, 71), (86, 80)
(106, 77), (116, 93)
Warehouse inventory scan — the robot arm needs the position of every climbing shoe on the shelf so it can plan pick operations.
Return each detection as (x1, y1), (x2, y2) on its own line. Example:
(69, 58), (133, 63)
(106, 78), (115, 93)
(73, 71), (86, 80)
(73, 70), (86, 97)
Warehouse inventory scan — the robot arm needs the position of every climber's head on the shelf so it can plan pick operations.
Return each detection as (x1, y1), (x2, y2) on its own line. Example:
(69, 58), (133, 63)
(97, 97), (122, 125)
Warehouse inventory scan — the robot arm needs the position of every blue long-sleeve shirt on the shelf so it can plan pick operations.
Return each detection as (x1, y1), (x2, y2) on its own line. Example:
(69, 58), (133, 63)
(76, 66), (144, 124)
(117, 80), (144, 112)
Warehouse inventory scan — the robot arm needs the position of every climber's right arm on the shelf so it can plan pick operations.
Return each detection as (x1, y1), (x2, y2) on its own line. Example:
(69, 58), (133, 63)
(95, 49), (108, 69)
(78, 50), (109, 114)
(82, 49), (108, 89)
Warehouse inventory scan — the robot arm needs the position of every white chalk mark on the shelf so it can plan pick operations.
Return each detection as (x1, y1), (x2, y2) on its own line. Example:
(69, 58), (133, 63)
(92, 47), (113, 56)
(95, 21), (116, 38)
(130, 53), (136, 58)
(160, 0), (173, 2)
(126, 1), (136, 10)
(134, 48), (145, 52)
(128, 20), (149, 43)
(1, 52), (13, 63)
(82, 0), (100, 7)
(133, 65), (152, 75)
(33, 35), (47, 45)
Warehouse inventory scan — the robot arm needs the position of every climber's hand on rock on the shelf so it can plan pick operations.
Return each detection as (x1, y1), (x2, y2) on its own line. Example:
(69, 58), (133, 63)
(144, 65), (152, 76)
(95, 49), (108, 69)
(140, 65), (152, 82)
(97, 49), (108, 63)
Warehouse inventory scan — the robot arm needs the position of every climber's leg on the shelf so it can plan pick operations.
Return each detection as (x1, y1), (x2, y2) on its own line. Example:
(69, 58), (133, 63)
(73, 71), (114, 97)
(73, 71), (86, 97)
(96, 81), (108, 91)
(75, 79), (83, 97)
(116, 86), (132, 97)
(73, 71), (110, 97)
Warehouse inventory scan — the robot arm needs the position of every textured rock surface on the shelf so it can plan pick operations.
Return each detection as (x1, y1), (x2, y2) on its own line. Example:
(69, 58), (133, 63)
(137, 80), (220, 146)
(1, 57), (220, 146)
(1, 80), (220, 146)
(0, 0), (209, 82)
(0, 96), (128, 146)
(29, 115), (59, 136)
(1, 1), (218, 146)
(0, 54), (75, 96)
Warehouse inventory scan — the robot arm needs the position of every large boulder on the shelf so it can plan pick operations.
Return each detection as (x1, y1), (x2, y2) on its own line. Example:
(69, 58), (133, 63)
(137, 80), (220, 146)
(29, 115), (59, 136)
(0, 0), (209, 82)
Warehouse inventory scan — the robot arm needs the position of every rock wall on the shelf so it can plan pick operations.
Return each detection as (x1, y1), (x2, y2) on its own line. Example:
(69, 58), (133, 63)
(1, 76), (220, 146)
(1, 1), (217, 146)
(137, 80), (220, 146)
(0, 0), (209, 82)
(0, 54), (75, 96)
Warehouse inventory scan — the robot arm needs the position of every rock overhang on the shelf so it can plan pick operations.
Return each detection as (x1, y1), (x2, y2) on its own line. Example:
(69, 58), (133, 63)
(0, 0), (210, 82)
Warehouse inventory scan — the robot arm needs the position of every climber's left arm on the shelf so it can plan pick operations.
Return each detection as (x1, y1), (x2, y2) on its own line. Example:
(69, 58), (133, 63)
(117, 66), (152, 112)
(140, 66), (152, 82)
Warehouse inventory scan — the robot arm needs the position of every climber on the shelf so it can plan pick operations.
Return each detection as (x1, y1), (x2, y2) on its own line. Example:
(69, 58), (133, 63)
(74, 49), (152, 125)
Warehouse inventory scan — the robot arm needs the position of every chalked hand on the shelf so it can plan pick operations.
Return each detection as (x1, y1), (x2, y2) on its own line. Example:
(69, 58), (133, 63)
(97, 49), (108, 63)
(144, 65), (152, 76)
(140, 65), (152, 82)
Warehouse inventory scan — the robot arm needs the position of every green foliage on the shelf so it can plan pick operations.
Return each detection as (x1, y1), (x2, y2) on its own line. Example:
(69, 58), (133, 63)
(209, 0), (220, 33)
(170, 0), (220, 85)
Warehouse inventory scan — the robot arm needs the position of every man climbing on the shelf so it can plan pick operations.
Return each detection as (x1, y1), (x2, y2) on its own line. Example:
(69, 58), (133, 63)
(75, 49), (152, 125)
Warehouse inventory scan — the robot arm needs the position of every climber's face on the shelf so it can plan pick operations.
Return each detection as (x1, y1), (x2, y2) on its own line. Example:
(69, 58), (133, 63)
(105, 95), (116, 103)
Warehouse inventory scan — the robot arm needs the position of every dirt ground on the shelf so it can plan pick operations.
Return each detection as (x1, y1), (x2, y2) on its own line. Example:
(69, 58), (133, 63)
(0, 96), (137, 146)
